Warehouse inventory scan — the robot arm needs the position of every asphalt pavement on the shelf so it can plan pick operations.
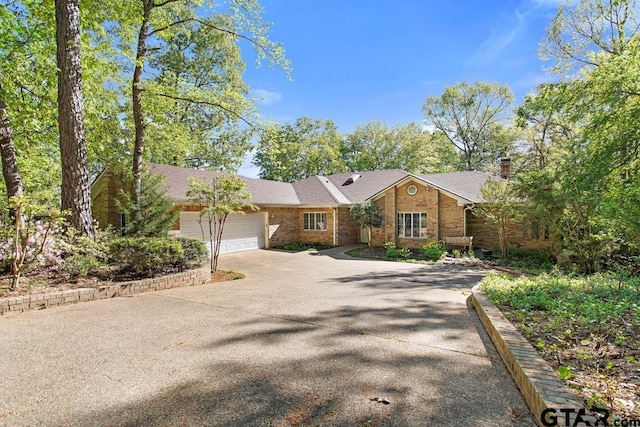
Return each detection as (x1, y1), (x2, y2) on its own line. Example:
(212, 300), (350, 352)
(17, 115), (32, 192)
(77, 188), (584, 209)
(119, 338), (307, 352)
(0, 246), (535, 426)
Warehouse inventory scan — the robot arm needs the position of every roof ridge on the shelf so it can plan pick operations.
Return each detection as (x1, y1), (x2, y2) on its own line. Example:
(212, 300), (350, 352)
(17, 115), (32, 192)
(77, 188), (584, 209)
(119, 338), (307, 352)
(315, 175), (351, 204)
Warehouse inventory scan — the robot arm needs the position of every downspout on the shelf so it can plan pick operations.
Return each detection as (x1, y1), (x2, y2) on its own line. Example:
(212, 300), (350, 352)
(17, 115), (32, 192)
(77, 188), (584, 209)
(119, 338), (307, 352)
(463, 204), (475, 236)
(332, 207), (337, 246)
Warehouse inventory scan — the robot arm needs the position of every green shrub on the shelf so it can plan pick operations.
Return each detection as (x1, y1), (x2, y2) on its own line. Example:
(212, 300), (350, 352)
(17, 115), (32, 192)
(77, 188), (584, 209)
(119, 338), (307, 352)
(62, 254), (105, 279)
(108, 237), (185, 278)
(384, 242), (410, 259)
(421, 241), (446, 261)
(175, 237), (208, 268)
(278, 242), (335, 251)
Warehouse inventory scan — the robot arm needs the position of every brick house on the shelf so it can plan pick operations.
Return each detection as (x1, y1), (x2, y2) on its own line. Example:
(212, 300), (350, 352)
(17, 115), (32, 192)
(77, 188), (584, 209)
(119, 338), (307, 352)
(91, 163), (550, 253)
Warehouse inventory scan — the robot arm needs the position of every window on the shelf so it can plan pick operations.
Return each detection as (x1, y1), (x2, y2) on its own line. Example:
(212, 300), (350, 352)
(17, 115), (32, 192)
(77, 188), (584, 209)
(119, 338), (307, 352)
(397, 212), (427, 238)
(304, 212), (327, 231)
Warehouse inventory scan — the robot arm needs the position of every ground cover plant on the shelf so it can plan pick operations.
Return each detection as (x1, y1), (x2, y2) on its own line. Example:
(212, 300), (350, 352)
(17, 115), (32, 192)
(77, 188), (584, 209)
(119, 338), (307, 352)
(485, 248), (555, 275)
(276, 242), (336, 251)
(481, 272), (640, 419)
(346, 244), (477, 264)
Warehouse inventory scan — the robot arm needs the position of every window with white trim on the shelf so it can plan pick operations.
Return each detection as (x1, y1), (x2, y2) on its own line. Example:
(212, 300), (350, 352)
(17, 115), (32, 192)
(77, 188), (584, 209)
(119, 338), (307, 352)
(304, 212), (327, 231)
(397, 212), (427, 238)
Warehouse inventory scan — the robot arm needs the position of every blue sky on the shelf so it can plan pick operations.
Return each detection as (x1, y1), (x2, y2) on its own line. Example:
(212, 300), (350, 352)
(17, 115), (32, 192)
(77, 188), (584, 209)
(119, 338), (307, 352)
(238, 0), (565, 176)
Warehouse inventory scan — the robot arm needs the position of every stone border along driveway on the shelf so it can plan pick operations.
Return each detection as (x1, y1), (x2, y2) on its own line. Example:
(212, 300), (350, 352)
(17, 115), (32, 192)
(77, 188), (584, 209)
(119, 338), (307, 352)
(1, 249), (599, 426)
(0, 266), (210, 315)
(471, 284), (602, 427)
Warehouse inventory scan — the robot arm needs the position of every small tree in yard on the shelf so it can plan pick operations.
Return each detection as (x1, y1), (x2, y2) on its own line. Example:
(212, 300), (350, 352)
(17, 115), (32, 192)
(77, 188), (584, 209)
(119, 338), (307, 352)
(475, 180), (517, 259)
(350, 201), (384, 247)
(187, 174), (256, 272)
(116, 171), (181, 237)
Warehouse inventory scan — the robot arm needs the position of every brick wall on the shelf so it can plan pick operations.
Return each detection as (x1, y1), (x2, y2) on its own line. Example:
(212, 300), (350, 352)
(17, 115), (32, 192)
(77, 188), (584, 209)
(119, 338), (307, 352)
(467, 211), (554, 252)
(297, 208), (334, 245)
(370, 181), (469, 249)
(438, 193), (464, 239)
(267, 207), (300, 247)
(0, 267), (210, 315)
(337, 207), (359, 245)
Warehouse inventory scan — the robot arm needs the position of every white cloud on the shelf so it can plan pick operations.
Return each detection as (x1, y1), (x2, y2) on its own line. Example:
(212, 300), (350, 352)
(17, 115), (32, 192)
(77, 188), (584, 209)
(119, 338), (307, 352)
(252, 89), (283, 106)
(469, 8), (529, 66)
(528, 0), (572, 10)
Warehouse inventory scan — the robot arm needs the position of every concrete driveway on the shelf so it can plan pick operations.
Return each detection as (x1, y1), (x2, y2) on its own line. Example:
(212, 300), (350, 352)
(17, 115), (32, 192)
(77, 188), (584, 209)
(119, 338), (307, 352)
(0, 247), (535, 426)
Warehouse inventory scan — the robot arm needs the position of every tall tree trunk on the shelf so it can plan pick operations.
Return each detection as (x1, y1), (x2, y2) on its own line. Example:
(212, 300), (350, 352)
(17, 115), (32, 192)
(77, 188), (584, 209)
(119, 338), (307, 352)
(55, 0), (94, 238)
(131, 0), (153, 223)
(0, 95), (23, 200)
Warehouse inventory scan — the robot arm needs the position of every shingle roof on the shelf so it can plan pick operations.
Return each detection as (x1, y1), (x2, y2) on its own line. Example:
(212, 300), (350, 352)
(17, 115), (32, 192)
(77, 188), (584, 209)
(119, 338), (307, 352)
(418, 171), (499, 204)
(324, 170), (409, 203)
(147, 163), (300, 205)
(146, 163), (497, 207)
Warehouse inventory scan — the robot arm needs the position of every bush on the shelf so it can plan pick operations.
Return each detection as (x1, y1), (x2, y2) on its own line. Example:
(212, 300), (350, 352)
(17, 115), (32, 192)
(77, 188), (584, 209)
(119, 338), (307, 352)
(420, 241), (446, 261)
(278, 242), (336, 251)
(384, 242), (410, 259)
(61, 254), (105, 279)
(175, 237), (208, 269)
(108, 237), (185, 278)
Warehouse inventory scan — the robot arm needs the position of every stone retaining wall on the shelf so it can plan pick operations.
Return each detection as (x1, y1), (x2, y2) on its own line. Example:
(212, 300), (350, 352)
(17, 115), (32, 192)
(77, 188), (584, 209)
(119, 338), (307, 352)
(471, 284), (600, 427)
(1, 266), (210, 315)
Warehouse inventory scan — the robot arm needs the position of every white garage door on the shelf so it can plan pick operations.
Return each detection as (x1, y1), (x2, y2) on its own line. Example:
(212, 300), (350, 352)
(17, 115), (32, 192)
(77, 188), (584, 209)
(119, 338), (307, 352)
(179, 212), (266, 254)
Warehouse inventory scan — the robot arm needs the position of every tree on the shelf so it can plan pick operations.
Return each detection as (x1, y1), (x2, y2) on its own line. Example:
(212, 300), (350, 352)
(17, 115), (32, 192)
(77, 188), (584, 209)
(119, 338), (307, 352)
(540, 0), (639, 75)
(143, 12), (256, 171)
(55, 0), (93, 237)
(341, 121), (458, 173)
(513, 0), (640, 271)
(115, 170), (181, 237)
(186, 174), (256, 271)
(475, 180), (517, 259)
(129, 0), (290, 221)
(254, 117), (346, 182)
(0, 95), (23, 201)
(423, 81), (515, 171)
(349, 201), (383, 247)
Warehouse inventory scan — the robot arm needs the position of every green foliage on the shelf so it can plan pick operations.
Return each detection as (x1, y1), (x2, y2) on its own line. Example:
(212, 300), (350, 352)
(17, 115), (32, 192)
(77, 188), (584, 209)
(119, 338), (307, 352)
(59, 227), (110, 279)
(384, 242), (411, 259)
(341, 121), (458, 173)
(420, 241), (446, 261)
(490, 248), (555, 275)
(174, 237), (208, 268)
(349, 201), (384, 247)
(423, 81), (515, 171)
(61, 254), (105, 279)
(481, 271), (640, 415)
(475, 179), (518, 259)
(254, 117), (346, 182)
(0, 196), (66, 290)
(481, 272), (640, 338)
(116, 171), (181, 238)
(278, 241), (335, 251)
(187, 173), (256, 271)
(107, 237), (185, 278)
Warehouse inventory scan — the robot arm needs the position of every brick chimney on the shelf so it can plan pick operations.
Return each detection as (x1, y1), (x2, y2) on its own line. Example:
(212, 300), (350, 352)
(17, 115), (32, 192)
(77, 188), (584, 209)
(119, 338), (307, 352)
(499, 158), (511, 180)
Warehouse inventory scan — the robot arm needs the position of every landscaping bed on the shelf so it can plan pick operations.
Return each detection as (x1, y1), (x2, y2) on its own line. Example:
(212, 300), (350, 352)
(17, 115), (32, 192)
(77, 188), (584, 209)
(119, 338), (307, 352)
(481, 272), (640, 420)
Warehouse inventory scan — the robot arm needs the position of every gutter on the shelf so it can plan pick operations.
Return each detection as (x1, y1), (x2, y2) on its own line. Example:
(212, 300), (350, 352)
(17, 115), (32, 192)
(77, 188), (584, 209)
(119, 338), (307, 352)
(463, 204), (475, 236)
(333, 207), (337, 246)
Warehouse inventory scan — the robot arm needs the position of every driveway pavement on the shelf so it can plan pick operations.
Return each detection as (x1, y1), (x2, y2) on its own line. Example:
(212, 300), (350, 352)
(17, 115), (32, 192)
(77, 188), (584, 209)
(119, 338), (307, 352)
(0, 247), (535, 426)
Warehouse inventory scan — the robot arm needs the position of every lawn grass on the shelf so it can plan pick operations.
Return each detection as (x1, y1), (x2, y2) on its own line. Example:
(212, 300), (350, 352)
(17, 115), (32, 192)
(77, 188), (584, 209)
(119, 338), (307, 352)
(481, 272), (640, 419)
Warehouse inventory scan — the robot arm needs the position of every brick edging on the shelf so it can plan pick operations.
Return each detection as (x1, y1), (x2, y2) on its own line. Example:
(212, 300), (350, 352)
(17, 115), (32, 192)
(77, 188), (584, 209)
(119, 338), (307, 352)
(0, 266), (210, 315)
(471, 284), (599, 427)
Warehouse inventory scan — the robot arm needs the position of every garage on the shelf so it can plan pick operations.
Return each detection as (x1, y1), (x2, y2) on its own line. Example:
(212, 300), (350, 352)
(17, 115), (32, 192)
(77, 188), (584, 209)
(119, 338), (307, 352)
(179, 211), (267, 254)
